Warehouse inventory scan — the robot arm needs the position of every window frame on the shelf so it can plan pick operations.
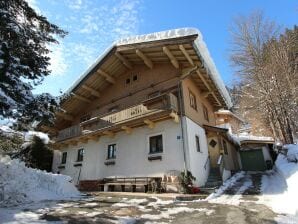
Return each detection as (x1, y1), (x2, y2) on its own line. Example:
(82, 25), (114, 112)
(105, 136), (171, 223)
(61, 152), (67, 164)
(222, 139), (228, 155)
(77, 148), (84, 162)
(203, 105), (209, 122)
(148, 134), (164, 154)
(107, 143), (117, 160)
(189, 90), (197, 111)
(195, 135), (201, 152)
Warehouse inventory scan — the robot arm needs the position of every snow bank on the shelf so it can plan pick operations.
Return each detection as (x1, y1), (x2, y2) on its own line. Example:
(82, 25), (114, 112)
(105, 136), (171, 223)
(0, 156), (80, 207)
(260, 144), (298, 218)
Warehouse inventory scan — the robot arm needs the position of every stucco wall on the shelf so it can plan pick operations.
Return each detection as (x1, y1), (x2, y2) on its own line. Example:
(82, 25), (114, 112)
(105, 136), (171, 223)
(52, 119), (185, 184)
(183, 117), (209, 187)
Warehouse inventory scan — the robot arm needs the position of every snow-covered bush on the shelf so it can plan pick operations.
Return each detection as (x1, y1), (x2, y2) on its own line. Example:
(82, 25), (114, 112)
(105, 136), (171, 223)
(0, 156), (80, 207)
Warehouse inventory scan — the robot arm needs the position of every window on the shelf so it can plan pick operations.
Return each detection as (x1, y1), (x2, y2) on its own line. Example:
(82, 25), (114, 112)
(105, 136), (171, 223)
(222, 140), (228, 155)
(195, 135), (200, 152)
(107, 144), (116, 159)
(126, 78), (131, 85)
(77, 148), (84, 162)
(61, 152), (67, 164)
(209, 139), (217, 148)
(189, 90), (197, 110)
(203, 105), (209, 121)
(80, 114), (91, 123)
(149, 135), (163, 154)
(132, 74), (138, 81)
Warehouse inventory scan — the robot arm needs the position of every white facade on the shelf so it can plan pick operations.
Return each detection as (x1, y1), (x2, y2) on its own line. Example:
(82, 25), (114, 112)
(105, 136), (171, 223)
(182, 117), (210, 186)
(52, 118), (210, 187)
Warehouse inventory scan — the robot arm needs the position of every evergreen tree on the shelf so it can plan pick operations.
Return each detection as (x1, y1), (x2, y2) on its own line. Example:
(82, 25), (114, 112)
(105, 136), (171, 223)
(0, 0), (67, 128)
(29, 136), (53, 172)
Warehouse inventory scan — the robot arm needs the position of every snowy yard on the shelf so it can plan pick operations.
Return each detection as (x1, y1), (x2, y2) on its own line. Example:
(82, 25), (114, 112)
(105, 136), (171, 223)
(1, 144), (298, 223)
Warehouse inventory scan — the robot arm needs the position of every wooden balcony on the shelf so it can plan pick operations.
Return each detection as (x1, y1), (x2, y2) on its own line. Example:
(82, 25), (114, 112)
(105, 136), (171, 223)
(56, 93), (178, 142)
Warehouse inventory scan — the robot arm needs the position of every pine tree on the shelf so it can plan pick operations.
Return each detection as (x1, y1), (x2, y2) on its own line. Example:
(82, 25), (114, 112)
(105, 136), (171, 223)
(0, 0), (67, 128)
(29, 136), (53, 172)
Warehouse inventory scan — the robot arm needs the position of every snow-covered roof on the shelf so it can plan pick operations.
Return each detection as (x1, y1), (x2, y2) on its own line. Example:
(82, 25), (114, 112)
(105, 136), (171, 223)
(215, 109), (245, 122)
(66, 28), (232, 108)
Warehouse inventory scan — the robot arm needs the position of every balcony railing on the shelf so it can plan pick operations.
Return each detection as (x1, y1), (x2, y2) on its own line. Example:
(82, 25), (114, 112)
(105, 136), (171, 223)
(56, 93), (178, 142)
(57, 124), (81, 142)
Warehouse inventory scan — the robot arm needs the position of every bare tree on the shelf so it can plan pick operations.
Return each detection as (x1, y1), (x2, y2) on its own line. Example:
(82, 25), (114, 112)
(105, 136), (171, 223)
(230, 11), (297, 143)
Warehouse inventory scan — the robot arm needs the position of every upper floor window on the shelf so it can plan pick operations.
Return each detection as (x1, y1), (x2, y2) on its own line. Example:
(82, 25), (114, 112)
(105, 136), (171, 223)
(80, 114), (91, 123)
(125, 74), (139, 86)
(149, 134), (163, 154)
(222, 140), (228, 154)
(77, 148), (84, 162)
(189, 90), (197, 110)
(203, 105), (209, 122)
(107, 144), (116, 159)
(195, 135), (201, 152)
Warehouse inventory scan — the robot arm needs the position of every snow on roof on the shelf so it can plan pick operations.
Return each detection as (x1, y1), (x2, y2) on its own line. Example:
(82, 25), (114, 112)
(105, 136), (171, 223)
(215, 109), (245, 122)
(66, 28), (232, 108)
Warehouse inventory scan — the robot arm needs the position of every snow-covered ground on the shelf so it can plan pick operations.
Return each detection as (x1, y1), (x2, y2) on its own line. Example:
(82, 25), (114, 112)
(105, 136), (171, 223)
(259, 144), (298, 219)
(0, 156), (80, 207)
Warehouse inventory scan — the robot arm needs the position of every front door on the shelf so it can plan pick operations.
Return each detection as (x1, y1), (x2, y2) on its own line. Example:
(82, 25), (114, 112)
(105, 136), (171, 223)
(208, 137), (220, 168)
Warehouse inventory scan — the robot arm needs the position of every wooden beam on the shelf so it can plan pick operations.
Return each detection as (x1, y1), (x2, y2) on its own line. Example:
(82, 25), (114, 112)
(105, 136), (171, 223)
(179, 45), (194, 66)
(195, 70), (222, 106)
(121, 126), (132, 134)
(136, 49), (153, 69)
(56, 111), (74, 121)
(81, 85), (101, 98)
(115, 52), (132, 69)
(181, 66), (198, 79)
(96, 69), (115, 84)
(144, 119), (155, 129)
(163, 46), (179, 69)
(169, 112), (179, 123)
(202, 91), (212, 98)
(72, 93), (92, 104)
(103, 130), (115, 138)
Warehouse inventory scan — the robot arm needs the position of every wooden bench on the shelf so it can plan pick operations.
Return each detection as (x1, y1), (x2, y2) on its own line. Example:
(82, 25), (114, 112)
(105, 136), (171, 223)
(101, 177), (162, 193)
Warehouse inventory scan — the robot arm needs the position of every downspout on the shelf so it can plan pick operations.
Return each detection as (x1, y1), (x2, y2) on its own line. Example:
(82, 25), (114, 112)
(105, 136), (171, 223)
(177, 66), (199, 172)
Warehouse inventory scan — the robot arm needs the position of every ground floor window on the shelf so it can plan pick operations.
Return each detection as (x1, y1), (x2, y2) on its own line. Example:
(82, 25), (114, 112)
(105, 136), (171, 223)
(61, 152), (67, 164)
(77, 148), (84, 162)
(149, 134), (163, 154)
(195, 135), (201, 152)
(107, 144), (116, 159)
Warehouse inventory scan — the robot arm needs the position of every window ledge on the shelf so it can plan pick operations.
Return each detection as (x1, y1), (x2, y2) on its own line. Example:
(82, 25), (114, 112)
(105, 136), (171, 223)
(148, 155), (162, 161)
(104, 160), (116, 166)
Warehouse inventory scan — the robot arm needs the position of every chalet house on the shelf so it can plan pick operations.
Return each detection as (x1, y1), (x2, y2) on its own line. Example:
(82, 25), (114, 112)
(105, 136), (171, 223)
(49, 28), (240, 191)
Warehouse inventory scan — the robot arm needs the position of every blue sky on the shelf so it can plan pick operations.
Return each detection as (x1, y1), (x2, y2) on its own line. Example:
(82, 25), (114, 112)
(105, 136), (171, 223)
(29, 0), (297, 96)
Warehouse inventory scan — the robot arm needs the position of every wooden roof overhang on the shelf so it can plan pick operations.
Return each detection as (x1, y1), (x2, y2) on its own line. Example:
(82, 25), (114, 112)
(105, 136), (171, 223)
(203, 125), (240, 148)
(55, 33), (230, 128)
